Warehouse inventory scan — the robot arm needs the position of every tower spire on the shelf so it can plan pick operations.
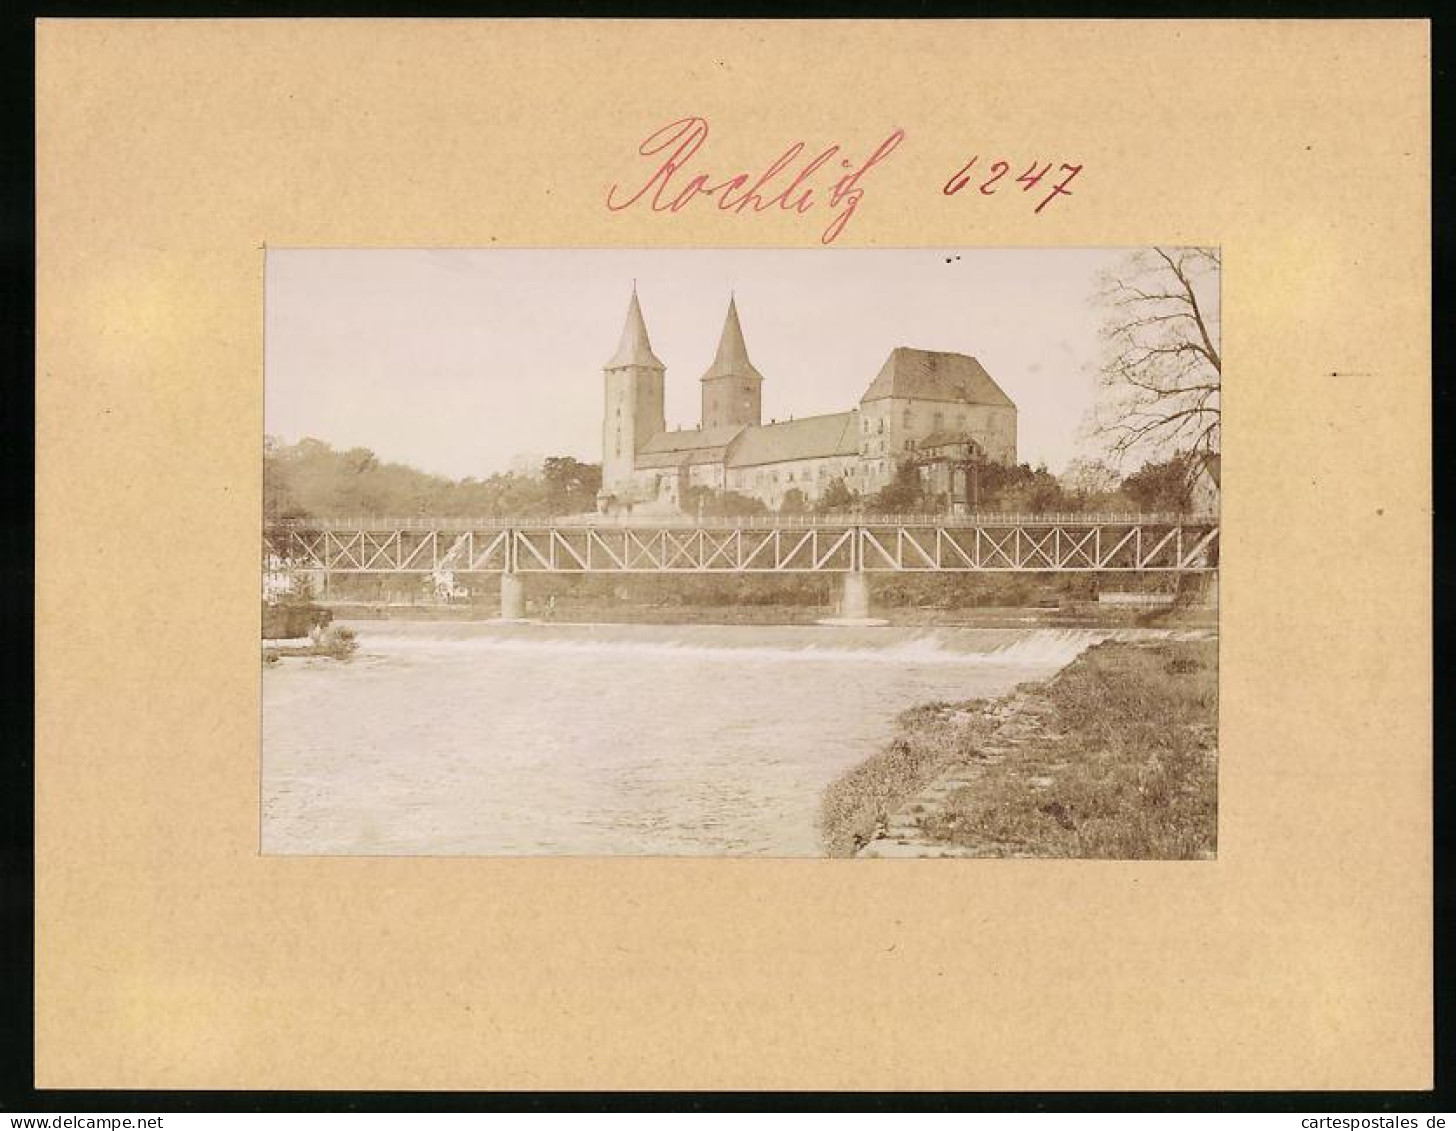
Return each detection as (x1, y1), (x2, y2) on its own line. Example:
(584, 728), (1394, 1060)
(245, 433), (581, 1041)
(701, 294), (764, 383)
(699, 294), (764, 430)
(605, 285), (665, 370)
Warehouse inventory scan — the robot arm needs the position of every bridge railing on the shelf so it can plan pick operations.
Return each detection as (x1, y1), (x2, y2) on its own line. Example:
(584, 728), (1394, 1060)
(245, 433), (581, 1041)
(267, 511), (1217, 531)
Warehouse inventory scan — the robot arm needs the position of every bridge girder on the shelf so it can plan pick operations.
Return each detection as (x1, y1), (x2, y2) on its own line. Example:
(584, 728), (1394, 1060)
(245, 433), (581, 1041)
(263, 520), (1219, 574)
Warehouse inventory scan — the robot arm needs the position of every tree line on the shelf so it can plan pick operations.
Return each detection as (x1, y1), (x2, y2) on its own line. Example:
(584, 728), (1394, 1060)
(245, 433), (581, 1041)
(694, 452), (1206, 518)
(265, 435), (1209, 521)
(264, 437), (602, 520)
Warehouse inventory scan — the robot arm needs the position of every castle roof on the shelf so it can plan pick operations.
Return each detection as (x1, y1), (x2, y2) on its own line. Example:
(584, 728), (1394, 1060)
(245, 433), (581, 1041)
(726, 411), (860, 469)
(860, 348), (1014, 408)
(700, 296), (764, 384)
(635, 424), (746, 469)
(604, 287), (665, 370)
(915, 431), (987, 453)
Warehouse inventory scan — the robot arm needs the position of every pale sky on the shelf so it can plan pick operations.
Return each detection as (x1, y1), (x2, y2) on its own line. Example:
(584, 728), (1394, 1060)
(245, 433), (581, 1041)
(265, 248), (1137, 479)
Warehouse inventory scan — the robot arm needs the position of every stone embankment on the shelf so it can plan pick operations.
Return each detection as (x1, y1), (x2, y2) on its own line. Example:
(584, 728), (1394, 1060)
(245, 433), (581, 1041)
(856, 691), (1057, 858)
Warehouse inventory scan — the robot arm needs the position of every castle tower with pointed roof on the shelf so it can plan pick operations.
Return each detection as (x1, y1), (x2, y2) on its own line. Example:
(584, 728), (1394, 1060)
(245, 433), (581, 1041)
(601, 286), (667, 494)
(700, 296), (764, 431)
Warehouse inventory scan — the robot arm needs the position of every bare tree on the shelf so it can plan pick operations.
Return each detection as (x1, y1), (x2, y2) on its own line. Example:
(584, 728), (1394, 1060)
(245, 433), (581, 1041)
(1089, 247), (1221, 464)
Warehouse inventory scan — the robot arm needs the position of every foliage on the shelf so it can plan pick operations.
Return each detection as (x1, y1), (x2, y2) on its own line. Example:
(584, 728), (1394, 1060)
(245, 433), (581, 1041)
(264, 436), (604, 519)
(317, 624), (359, 659)
(682, 485), (771, 517)
(923, 639), (1218, 859)
(264, 433), (1212, 530)
(819, 700), (998, 857)
(778, 487), (809, 515)
(1089, 247), (1221, 463)
(1120, 452), (1195, 513)
(815, 476), (859, 514)
(540, 457), (603, 514)
(868, 462), (926, 512)
(977, 461), (1067, 513)
(1057, 458), (1126, 511)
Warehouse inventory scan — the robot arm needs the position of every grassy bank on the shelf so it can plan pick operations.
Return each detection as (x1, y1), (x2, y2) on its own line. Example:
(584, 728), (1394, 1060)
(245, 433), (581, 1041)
(818, 698), (1007, 856)
(819, 637), (1218, 859)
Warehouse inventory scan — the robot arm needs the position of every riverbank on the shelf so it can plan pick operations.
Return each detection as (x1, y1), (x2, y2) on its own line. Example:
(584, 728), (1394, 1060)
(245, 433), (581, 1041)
(820, 635), (1218, 859)
(263, 625), (359, 663)
(321, 599), (1217, 631)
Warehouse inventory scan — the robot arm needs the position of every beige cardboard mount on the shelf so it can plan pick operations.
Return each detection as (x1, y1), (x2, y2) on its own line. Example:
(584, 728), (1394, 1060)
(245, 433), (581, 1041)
(35, 19), (1431, 1091)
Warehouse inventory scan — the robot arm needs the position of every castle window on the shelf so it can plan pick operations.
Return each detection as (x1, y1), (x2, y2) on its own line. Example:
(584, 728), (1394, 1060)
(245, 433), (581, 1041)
(903, 408), (912, 429)
(934, 411), (944, 430)
(877, 418), (884, 434)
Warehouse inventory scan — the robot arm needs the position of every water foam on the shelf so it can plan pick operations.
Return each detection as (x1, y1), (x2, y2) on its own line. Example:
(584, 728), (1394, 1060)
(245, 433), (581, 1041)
(360, 628), (1107, 668)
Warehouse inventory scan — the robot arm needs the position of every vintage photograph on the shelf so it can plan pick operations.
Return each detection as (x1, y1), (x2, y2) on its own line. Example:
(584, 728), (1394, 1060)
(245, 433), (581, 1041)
(262, 248), (1220, 858)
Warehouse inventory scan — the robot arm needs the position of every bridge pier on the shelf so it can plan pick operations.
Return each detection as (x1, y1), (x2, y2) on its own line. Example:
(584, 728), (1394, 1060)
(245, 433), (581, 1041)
(499, 571), (527, 621)
(816, 570), (888, 627)
(841, 571), (870, 620)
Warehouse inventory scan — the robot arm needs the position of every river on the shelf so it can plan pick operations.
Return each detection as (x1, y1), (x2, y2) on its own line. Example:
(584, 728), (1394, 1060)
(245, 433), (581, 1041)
(261, 621), (1106, 857)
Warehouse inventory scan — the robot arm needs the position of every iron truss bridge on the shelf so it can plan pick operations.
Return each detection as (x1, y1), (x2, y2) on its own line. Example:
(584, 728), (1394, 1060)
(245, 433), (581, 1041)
(263, 514), (1219, 574)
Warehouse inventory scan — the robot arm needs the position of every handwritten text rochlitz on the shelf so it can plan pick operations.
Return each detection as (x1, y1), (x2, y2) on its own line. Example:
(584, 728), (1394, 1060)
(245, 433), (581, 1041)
(605, 117), (906, 246)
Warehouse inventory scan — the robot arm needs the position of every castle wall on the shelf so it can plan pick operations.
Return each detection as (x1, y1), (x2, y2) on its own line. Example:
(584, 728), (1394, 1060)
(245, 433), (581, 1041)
(727, 454), (858, 509)
(688, 463), (727, 491)
(856, 398), (1018, 493)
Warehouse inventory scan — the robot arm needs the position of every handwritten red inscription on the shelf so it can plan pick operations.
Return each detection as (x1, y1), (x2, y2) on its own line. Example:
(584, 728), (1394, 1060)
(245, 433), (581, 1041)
(606, 117), (906, 246)
(942, 156), (1083, 214)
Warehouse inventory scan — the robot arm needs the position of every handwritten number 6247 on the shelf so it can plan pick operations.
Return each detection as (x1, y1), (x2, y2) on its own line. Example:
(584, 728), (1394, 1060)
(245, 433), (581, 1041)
(942, 157), (1083, 214)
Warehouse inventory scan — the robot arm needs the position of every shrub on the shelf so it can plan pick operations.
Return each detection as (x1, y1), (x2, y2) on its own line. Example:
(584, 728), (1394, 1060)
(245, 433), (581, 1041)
(317, 624), (358, 659)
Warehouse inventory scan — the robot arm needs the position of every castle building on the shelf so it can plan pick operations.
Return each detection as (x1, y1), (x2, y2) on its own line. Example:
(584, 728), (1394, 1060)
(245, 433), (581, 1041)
(597, 287), (1018, 514)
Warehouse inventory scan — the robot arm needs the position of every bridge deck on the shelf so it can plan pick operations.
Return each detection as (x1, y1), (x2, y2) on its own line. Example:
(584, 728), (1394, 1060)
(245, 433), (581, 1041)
(263, 515), (1219, 574)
